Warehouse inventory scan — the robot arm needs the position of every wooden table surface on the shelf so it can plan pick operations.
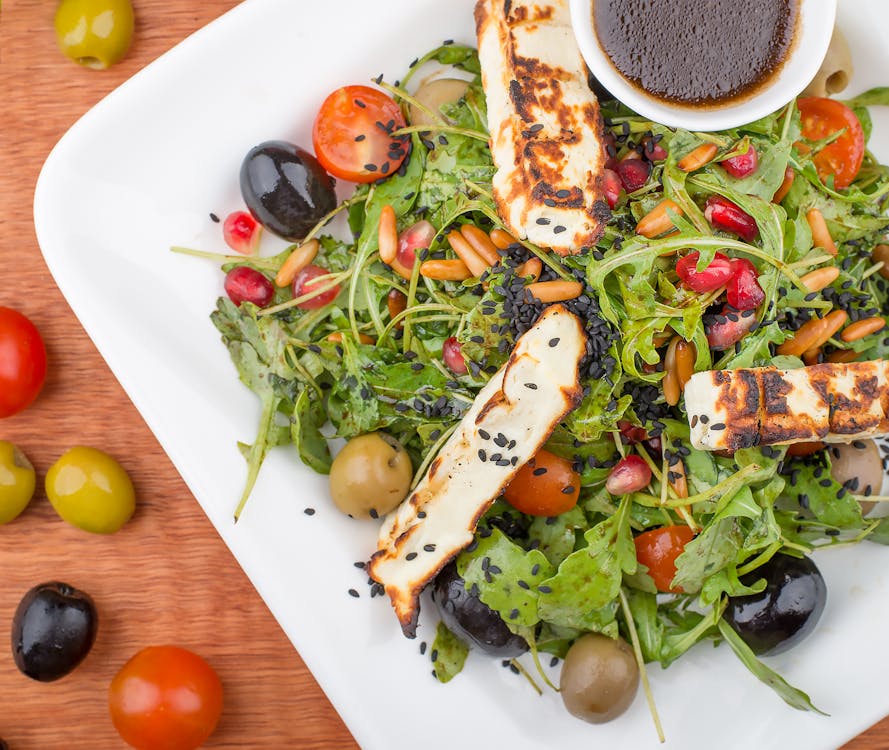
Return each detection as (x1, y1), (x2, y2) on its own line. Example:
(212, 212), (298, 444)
(0, 2), (886, 749)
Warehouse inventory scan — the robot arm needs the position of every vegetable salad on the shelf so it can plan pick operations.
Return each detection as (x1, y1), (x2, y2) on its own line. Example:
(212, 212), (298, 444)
(181, 43), (889, 730)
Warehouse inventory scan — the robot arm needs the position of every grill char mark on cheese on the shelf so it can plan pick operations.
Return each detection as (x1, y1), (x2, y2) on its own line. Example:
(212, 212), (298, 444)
(475, 0), (609, 254)
(688, 361), (889, 450)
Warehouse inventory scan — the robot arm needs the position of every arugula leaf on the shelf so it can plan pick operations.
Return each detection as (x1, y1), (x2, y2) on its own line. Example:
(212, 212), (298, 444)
(717, 619), (826, 714)
(291, 389), (331, 474)
(431, 622), (470, 684)
(536, 497), (635, 630)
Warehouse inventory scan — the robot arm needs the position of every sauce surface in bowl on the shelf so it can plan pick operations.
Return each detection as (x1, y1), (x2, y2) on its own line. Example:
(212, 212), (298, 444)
(592, 0), (799, 107)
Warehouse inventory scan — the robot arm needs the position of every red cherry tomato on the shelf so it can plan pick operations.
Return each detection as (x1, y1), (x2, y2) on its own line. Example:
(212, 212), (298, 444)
(503, 449), (580, 517)
(798, 97), (865, 189)
(312, 85), (408, 183)
(675, 251), (735, 293)
(0, 307), (47, 418)
(634, 525), (696, 593)
(109, 645), (223, 750)
(293, 264), (340, 309)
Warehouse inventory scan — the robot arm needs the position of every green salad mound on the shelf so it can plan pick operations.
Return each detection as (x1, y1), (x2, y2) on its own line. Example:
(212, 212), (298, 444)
(188, 45), (889, 727)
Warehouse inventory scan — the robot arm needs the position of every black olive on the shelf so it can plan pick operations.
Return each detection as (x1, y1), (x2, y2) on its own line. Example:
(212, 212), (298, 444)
(240, 140), (336, 241)
(11, 581), (98, 681)
(0, 740), (8, 750)
(431, 561), (528, 657)
(724, 553), (826, 656)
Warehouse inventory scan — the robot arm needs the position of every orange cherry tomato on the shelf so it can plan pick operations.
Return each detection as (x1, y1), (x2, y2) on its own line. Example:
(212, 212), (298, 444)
(109, 646), (223, 750)
(797, 97), (865, 189)
(312, 85), (408, 183)
(503, 449), (580, 517)
(634, 525), (696, 593)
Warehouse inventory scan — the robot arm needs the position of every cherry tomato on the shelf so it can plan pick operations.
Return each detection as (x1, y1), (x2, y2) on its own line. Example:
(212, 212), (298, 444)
(798, 97), (865, 189)
(312, 85), (408, 183)
(109, 645), (223, 750)
(634, 525), (696, 593)
(675, 251), (734, 293)
(503, 449), (580, 516)
(0, 307), (47, 418)
(292, 264), (340, 309)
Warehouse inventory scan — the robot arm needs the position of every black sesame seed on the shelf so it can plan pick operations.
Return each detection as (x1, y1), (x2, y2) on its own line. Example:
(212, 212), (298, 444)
(538, 585), (552, 594)
(406, 552), (418, 561)
(479, 429), (491, 440)
(549, 337), (560, 347)
(524, 382), (538, 390)
(304, 507), (316, 516)
(209, 212), (220, 223)
(348, 589), (360, 598)
(710, 423), (726, 430)
(420, 642), (427, 655)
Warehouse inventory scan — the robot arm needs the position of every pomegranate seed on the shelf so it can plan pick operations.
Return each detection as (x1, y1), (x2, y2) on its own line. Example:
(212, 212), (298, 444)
(223, 211), (261, 255)
(704, 195), (758, 242)
(726, 258), (765, 310)
(642, 135), (668, 161)
(602, 168), (622, 209)
(617, 419), (647, 445)
(606, 455), (652, 495)
(615, 158), (652, 193)
(224, 266), (274, 308)
(720, 145), (758, 178)
(706, 304), (757, 350)
(397, 220), (436, 268)
(292, 264), (340, 310)
(442, 337), (467, 375)
(675, 251), (735, 292)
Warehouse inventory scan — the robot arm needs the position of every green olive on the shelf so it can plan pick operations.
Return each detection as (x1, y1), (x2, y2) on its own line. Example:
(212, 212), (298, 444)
(45, 446), (135, 534)
(0, 441), (36, 524)
(54, 0), (135, 70)
(559, 633), (639, 724)
(830, 439), (883, 516)
(328, 433), (412, 518)
(409, 78), (470, 127)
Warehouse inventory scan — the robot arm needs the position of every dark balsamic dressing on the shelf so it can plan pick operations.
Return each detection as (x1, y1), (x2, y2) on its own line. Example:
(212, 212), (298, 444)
(592, 0), (799, 107)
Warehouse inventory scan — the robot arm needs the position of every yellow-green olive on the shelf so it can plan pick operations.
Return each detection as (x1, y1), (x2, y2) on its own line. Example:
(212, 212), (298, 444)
(830, 439), (883, 516)
(0, 441), (36, 524)
(328, 433), (412, 518)
(45, 446), (135, 534)
(409, 78), (470, 127)
(560, 633), (639, 724)
(54, 0), (135, 70)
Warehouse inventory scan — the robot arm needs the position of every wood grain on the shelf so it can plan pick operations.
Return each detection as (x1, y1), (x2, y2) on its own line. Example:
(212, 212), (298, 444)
(0, 1), (884, 749)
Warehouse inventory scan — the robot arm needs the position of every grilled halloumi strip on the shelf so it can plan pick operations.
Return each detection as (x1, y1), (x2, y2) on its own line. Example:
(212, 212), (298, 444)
(686, 361), (889, 451)
(475, 0), (609, 255)
(368, 305), (586, 637)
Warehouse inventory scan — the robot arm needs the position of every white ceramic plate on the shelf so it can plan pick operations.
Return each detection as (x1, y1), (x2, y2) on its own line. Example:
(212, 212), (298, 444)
(33, 1), (889, 748)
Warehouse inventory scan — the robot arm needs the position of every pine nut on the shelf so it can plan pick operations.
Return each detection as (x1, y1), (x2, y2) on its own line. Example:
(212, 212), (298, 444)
(871, 244), (889, 280)
(489, 228), (518, 250)
(419, 258), (472, 281)
(516, 257), (542, 282)
(275, 239), (319, 287)
(460, 224), (501, 265)
(806, 208), (838, 256)
(677, 143), (718, 172)
(389, 254), (415, 281)
(800, 265), (839, 292)
(636, 199), (684, 238)
(447, 230), (488, 277)
(802, 348), (822, 366)
(773, 166), (795, 203)
(667, 457), (689, 499)
(378, 205), (398, 264)
(840, 316), (886, 342)
(526, 280), (583, 303)
(776, 309), (848, 356)
(327, 332), (375, 344)
(662, 367), (681, 406)
(387, 289), (407, 326)
(674, 340), (696, 389)
(826, 349), (859, 363)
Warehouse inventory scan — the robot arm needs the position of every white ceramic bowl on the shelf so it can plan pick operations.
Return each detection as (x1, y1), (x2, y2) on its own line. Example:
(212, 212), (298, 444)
(569, 0), (837, 131)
